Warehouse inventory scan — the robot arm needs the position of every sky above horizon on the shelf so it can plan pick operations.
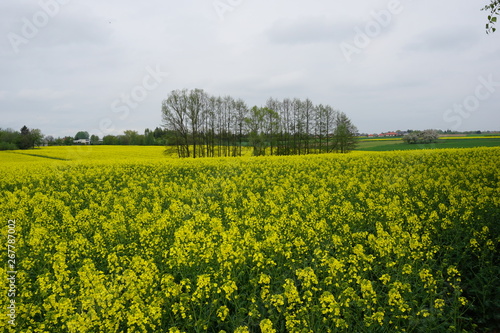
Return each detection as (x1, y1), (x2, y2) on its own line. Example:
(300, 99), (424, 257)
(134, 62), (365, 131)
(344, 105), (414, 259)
(1, 0), (499, 138)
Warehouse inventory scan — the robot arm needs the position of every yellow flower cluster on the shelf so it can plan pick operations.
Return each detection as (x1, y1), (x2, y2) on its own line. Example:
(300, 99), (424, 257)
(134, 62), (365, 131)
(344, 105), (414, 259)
(0, 146), (499, 332)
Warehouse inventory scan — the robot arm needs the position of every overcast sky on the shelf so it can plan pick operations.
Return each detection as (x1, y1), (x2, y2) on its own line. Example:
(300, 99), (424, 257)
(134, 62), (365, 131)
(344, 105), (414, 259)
(1, 0), (499, 137)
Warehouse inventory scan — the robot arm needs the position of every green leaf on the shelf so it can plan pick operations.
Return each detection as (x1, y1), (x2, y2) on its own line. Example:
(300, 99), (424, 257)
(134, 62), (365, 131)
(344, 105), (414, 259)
(492, 16), (498, 23)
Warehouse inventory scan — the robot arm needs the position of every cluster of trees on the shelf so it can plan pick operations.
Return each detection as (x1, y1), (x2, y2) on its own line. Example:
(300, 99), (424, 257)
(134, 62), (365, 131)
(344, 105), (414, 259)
(402, 129), (439, 144)
(41, 128), (168, 146)
(0, 127), (170, 150)
(71, 128), (168, 146)
(162, 89), (358, 158)
(0, 126), (43, 150)
(102, 128), (169, 146)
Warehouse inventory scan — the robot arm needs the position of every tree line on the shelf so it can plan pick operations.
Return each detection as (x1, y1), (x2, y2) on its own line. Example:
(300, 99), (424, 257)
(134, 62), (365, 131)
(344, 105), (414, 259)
(0, 126), (43, 150)
(71, 128), (169, 146)
(161, 89), (358, 158)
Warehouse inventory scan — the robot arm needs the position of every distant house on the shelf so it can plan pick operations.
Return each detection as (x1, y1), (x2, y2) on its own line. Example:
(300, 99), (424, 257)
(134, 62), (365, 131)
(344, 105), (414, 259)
(73, 139), (90, 145)
(380, 132), (398, 137)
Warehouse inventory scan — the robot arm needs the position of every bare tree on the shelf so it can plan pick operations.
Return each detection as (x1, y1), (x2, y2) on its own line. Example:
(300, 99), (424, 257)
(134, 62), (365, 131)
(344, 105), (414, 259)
(233, 98), (248, 157)
(302, 98), (314, 154)
(187, 89), (208, 158)
(162, 89), (190, 157)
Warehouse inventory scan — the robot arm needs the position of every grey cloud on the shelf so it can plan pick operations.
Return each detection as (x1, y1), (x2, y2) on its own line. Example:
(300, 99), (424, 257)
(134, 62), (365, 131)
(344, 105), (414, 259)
(404, 28), (480, 53)
(16, 88), (76, 101)
(1, 0), (499, 136)
(267, 16), (352, 45)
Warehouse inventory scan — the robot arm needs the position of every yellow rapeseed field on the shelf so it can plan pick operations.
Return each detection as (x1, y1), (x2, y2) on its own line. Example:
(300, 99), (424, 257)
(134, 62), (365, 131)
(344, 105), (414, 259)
(0, 146), (499, 332)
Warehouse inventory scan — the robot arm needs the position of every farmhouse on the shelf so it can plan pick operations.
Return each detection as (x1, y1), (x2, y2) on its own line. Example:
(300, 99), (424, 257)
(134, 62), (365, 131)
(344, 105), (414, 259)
(380, 132), (398, 137)
(73, 139), (90, 145)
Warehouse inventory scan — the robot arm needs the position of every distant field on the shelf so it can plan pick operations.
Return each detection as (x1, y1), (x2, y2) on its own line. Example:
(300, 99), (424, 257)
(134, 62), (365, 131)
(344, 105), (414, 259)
(357, 137), (500, 151)
(1, 145), (169, 163)
(2, 136), (500, 161)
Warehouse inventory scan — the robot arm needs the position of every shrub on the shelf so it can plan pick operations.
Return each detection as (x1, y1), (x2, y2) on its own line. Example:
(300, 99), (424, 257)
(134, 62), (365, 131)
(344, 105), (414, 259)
(403, 130), (439, 144)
